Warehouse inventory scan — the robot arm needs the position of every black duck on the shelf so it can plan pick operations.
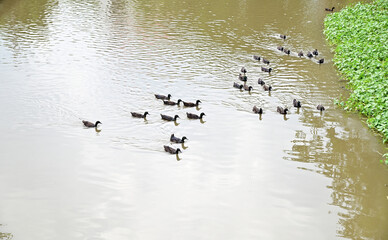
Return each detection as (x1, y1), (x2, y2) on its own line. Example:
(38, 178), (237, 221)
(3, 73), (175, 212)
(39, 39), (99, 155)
(170, 134), (188, 143)
(261, 67), (272, 73)
(317, 58), (324, 64)
(163, 99), (182, 106)
(313, 49), (319, 56)
(161, 114), (180, 121)
(257, 78), (265, 86)
(82, 120), (101, 128)
(233, 82), (244, 89)
(252, 106), (263, 114)
(277, 107), (289, 115)
(307, 51), (313, 58)
(325, 7), (335, 11)
(183, 100), (201, 107)
(293, 99), (301, 108)
(131, 111), (150, 118)
(186, 112), (205, 119)
(317, 105), (325, 111)
(164, 145), (182, 154)
(155, 94), (171, 100)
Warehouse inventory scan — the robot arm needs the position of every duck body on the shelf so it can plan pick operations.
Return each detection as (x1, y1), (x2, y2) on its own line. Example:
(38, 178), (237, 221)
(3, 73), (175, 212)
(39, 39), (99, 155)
(241, 67), (247, 74)
(183, 100), (201, 107)
(253, 55), (261, 61)
(243, 85), (253, 92)
(163, 99), (182, 106)
(318, 58), (324, 64)
(83, 120), (101, 128)
(233, 82), (244, 89)
(155, 94), (171, 100)
(277, 46), (284, 51)
(261, 67), (272, 73)
(161, 114), (180, 121)
(131, 111), (150, 118)
(307, 51), (313, 58)
(257, 78), (265, 86)
(298, 51), (304, 57)
(252, 106), (263, 114)
(293, 99), (301, 108)
(164, 145), (182, 154)
(239, 73), (248, 82)
(283, 49), (290, 55)
(262, 58), (270, 64)
(186, 112), (205, 119)
(277, 106), (289, 115)
(313, 49), (319, 56)
(325, 7), (335, 11)
(317, 105), (325, 111)
(263, 84), (272, 91)
(280, 34), (287, 39)
(170, 134), (188, 143)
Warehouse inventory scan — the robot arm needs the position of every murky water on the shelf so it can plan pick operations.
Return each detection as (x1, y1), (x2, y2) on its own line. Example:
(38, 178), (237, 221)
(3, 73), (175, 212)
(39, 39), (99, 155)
(0, 0), (387, 239)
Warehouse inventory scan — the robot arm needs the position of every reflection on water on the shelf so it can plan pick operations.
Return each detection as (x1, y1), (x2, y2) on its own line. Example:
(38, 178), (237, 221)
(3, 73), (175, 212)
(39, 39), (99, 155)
(0, 0), (387, 239)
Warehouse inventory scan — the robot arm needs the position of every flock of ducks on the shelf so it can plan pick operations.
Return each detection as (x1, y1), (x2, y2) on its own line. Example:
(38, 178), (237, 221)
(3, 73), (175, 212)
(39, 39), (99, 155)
(82, 93), (205, 157)
(233, 33), (326, 120)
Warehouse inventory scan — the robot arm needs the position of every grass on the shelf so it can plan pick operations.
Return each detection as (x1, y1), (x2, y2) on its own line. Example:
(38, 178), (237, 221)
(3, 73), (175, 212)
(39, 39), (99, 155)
(324, 0), (388, 160)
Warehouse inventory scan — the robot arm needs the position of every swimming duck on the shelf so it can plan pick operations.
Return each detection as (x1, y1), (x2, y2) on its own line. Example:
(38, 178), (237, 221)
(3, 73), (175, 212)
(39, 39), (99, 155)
(252, 106), (263, 114)
(262, 58), (270, 64)
(163, 99), (182, 106)
(243, 85), (253, 92)
(241, 67), (247, 74)
(325, 7), (335, 11)
(82, 120), (101, 128)
(131, 111), (150, 118)
(293, 99), (301, 108)
(317, 58), (324, 64)
(155, 94), (171, 100)
(307, 51), (313, 58)
(170, 134), (188, 143)
(298, 51), (304, 57)
(161, 114), (180, 121)
(263, 84), (272, 91)
(164, 145), (182, 155)
(313, 49), (319, 56)
(277, 46), (284, 51)
(283, 49), (291, 55)
(261, 67), (272, 73)
(257, 78), (265, 86)
(280, 34), (287, 39)
(253, 55), (261, 61)
(183, 100), (201, 107)
(186, 112), (206, 119)
(277, 106), (289, 114)
(317, 105), (325, 111)
(233, 82), (244, 89)
(239, 73), (248, 82)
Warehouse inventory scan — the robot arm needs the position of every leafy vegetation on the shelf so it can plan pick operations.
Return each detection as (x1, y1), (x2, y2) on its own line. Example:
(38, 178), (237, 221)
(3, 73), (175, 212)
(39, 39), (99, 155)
(324, 0), (388, 150)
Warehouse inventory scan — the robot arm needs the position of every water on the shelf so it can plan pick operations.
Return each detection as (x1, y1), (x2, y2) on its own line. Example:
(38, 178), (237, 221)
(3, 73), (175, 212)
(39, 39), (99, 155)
(0, 0), (387, 239)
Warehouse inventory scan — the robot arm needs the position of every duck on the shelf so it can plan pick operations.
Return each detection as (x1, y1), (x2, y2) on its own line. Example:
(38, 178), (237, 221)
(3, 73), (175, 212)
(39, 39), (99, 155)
(262, 58), (270, 64)
(298, 51), (304, 57)
(261, 67), (272, 73)
(252, 106), (263, 114)
(277, 106), (289, 115)
(241, 67), (247, 74)
(253, 55), (261, 61)
(170, 134), (188, 143)
(186, 112), (206, 119)
(161, 114), (180, 121)
(183, 100), (201, 107)
(163, 99), (182, 106)
(317, 58), (324, 64)
(164, 145), (182, 155)
(277, 46), (284, 51)
(317, 104), (325, 111)
(283, 49), (291, 55)
(239, 73), (248, 82)
(325, 7), (335, 11)
(155, 94), (171, 100)
(313, 49), (319, 56)
(131, 111), (150, 118)
(307, 51), (313, 58)
(82, 120), (101, 128)
(293, 99), (301, 108)
(243, 85), (253, 92)
(257, 78), (265, 86)
(263, 84), (272, 91)
(233, 82), (244, 89)
(280, 34), (287, 39)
